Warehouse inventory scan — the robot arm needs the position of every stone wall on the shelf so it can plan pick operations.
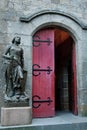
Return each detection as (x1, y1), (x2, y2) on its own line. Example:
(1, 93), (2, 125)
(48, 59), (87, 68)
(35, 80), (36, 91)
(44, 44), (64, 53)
(0, 0), (87, 118)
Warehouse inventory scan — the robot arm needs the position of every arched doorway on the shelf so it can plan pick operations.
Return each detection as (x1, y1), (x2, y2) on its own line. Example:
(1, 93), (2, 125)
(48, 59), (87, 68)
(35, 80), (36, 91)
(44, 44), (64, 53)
(54, 28), (77, 115)
(32, 27), (78, 117)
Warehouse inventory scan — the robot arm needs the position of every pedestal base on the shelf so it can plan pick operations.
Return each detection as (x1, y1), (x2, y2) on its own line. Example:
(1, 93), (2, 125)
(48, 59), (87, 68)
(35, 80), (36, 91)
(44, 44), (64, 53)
(1, 107), (32, 126)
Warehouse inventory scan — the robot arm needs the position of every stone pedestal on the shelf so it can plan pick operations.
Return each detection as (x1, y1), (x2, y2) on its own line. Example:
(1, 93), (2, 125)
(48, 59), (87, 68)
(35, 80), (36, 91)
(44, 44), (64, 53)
(1, 107), (32, 126)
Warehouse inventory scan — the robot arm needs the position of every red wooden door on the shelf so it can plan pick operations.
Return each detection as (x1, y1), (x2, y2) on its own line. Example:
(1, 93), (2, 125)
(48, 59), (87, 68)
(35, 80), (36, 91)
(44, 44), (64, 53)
(72, 43), (78, 115)
(32, 29), (55, 117)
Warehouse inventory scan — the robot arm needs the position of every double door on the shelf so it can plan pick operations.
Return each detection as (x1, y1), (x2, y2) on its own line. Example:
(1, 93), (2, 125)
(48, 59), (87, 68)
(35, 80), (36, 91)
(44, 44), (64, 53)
(32, 28), (77, 117)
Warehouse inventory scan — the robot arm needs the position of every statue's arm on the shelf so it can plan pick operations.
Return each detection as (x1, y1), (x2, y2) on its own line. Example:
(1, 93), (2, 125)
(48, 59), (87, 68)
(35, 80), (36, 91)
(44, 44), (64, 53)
(2, 45), (11, 59)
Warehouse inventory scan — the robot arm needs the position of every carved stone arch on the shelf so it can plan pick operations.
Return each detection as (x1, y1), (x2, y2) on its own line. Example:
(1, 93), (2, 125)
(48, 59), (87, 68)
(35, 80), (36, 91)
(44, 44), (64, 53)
(20, 10), (87, 29)
(19, 10), (86, 116)
(20, 10), (84, 43)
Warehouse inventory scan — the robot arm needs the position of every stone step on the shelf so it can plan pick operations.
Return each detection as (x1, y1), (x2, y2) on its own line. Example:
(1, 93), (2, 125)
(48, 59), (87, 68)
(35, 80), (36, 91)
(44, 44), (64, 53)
(0, 112), (87, 130)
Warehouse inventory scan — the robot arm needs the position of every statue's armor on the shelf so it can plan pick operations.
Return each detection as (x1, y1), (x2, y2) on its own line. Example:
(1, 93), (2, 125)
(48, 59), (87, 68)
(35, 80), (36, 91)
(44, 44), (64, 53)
(9, 45), (23, 66)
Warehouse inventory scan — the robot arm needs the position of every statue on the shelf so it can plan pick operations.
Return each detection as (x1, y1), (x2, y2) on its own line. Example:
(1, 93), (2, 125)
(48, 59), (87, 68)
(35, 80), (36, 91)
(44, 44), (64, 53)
(3, 36), (29, 102)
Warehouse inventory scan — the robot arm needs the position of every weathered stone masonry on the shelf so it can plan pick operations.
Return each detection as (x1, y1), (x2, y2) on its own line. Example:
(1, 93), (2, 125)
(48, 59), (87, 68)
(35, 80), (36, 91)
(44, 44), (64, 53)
(0, 0), (87, 120)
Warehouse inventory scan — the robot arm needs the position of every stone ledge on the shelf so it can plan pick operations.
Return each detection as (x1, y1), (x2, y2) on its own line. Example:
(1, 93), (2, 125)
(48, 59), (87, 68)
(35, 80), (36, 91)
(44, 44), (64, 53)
(1, 107), (32, 126)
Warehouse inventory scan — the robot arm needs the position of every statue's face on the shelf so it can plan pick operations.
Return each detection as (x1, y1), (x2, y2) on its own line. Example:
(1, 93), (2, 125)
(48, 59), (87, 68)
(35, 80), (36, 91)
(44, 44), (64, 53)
(15, 37), (20, 44)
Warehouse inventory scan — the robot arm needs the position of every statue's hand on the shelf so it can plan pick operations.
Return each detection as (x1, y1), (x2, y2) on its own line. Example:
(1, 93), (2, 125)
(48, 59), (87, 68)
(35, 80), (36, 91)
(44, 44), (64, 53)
(10, 55), (14, 60)
(2, 54), (14, 60)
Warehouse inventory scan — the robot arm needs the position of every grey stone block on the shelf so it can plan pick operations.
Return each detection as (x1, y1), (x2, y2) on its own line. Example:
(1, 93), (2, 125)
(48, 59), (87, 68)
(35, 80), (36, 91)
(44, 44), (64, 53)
(1, 107), (32, 126)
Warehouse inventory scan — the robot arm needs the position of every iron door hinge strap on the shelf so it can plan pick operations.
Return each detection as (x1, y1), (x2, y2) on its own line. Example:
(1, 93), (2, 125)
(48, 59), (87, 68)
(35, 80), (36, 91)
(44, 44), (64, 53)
(33, 35), (52, 47)
(32, 64), (52, 76)
(32, 95), (53, 108)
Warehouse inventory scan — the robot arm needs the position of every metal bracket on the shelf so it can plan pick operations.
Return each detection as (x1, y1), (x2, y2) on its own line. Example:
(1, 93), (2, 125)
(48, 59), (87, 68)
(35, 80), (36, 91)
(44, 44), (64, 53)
(33, 35), (52, 47)
(32, 64), (52, 76)
(32, 95), (53, 108)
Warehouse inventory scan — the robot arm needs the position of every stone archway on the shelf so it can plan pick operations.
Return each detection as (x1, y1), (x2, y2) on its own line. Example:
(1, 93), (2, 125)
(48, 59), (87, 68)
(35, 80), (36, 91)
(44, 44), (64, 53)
(19, 10), (86, 116)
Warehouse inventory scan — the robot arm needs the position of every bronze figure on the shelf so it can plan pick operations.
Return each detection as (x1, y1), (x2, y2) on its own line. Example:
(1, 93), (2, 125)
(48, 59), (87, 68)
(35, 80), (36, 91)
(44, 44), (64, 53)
(3, 36), (29, 102)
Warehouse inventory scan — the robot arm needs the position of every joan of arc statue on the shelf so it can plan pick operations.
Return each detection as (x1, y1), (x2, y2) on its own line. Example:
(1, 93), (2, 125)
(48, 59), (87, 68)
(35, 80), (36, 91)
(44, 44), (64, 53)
(3, 36), (29, 102)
